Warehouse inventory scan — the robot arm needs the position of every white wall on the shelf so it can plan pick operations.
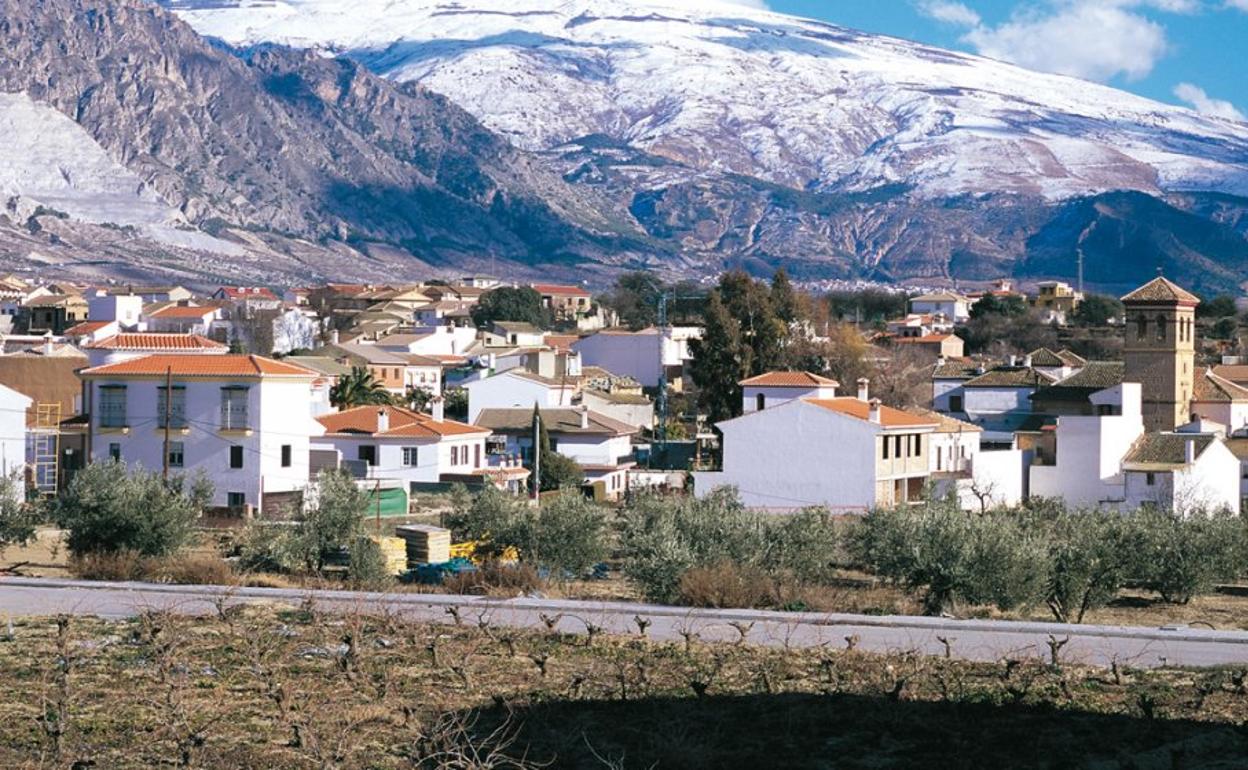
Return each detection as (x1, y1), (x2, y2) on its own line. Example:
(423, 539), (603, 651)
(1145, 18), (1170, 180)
(1031, 384), (1144, 508)
(88, 294), (143, 328)
(742, 384), (838, 413)
(465, 371), (571, 423)
(574, 332), (663, 386)
(1124, 441), (1241, 515)
(1192, 400), (1248, 435)
(87, 376), (322, 511)
(694, 399), (880, 511)
(932, 380), (967, 413)
(0, 384), (31, 496)
(311, 434), (485, 485)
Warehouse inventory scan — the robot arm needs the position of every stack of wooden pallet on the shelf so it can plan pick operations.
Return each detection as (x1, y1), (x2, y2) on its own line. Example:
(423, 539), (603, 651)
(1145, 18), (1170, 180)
(394, 524), (451, 567)
(370, 536), (410, 575)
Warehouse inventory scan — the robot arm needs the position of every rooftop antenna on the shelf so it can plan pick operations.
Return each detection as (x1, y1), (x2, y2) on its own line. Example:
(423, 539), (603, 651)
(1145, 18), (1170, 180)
(1076, 247), (1084, 295)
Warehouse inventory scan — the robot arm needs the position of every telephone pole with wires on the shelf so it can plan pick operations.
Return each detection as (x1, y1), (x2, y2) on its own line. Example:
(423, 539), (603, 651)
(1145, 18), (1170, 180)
(161, 366), (173, 483)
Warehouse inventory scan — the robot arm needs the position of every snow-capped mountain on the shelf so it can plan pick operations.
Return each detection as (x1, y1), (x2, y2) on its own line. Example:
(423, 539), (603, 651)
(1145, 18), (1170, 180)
(168, 0), (1248, 202)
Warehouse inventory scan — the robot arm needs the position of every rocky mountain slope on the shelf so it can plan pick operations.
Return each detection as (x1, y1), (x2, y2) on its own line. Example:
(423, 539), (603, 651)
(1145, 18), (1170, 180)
(0, 0), (657, 286)
(1, 0), (1247, 290)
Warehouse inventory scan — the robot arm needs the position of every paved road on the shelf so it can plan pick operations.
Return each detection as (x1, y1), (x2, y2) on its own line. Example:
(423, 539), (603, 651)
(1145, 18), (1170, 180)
(3, 576), (1247, 669)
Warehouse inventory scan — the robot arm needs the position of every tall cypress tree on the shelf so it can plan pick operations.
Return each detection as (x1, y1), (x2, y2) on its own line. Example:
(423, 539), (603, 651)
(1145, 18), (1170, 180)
(689, 291), (750, 423)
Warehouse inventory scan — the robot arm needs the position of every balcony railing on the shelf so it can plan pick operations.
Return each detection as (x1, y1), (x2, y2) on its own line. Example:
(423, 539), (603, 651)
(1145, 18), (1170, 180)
(220, 404), (249, 431)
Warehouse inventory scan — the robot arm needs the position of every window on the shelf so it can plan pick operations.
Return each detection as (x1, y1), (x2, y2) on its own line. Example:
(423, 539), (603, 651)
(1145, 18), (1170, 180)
(227, 492), (246, 509)
(1155, 314), (1166, 341)
(108, 442), (121, 461)
(1145, 472), (1156, 486)
(882, 437), (890, 460)
(756, 393), (766, 411)
(402, 447), (419, 467)
(167, 441), (184, 469)
(280, 444), (292, 468)
(358, 445), (377, 466)
(912, 435), (921, 456)
(157, 385), (187, 429)
(229, 445), (244, 469)
(948, 395), (963, 413)
(474, 444), (481, 469)
(894, 435), (903, 458)
(220, 386), (249, 430)
(99, 385), (127, 428)
(1136, 315), (1147, 339)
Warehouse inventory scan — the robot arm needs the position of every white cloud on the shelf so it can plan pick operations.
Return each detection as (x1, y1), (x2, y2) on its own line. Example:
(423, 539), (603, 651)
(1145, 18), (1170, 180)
(1174, 82), (1246, 120)
(919, 1), (983, 25)
(1225, 0), (1248, 10)
(950, 2), (1171, 82)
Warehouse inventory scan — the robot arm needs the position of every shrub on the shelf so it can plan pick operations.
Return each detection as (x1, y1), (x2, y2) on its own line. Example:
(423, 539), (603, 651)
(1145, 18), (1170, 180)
(0, 471), (39, 556)
(507, 493), (609, 578)
(850, 499), (1045, 615)
(151, 552), (236, 586)
(237, 471), (372, 577)
(442, 562), (544, 597)
(1040, 510), (1134, 623)
(348, 536), (392, 588)
(53, 462), (208, 558)
(769, 508), (840, 583)
(1128, 508), (1244, 604)
(677, 562), (776, 609)
(69, 550), (150, 581)
(444, 485), (526, 551)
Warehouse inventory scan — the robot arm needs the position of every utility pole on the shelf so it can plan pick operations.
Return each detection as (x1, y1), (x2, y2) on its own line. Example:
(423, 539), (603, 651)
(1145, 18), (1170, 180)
(161, 365), (172, 483)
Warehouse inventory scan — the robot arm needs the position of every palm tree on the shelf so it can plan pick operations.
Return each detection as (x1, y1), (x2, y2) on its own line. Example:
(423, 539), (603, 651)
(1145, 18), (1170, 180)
(330, 366), (393, 409)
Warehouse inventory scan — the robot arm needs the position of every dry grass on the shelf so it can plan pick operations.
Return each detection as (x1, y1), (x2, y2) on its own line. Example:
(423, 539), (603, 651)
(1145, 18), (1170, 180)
(0, 606), (1244, 769)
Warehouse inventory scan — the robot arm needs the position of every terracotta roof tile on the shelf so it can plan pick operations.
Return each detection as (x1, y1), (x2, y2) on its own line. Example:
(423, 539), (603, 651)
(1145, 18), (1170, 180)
(474, 407), (637, 436)
(1122, 433), (1215, 468)
(318, 405), (486, 438)
(963, 367), (1055, 389)
(739, 371), (840, 388)
(804, 398), (938, 429)
(63, 321), (113, 336)
(148, 305), (219, 319)
(531, 283), (590, 296)
(1120, 277), (1200, 305)
(86, 334), (227, 351)
(1192, 367), (1248, 403)
(80, 354), (317, 378)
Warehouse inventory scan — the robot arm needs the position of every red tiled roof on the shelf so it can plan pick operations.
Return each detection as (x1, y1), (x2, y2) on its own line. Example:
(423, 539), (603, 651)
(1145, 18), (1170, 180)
(148, 305), (218, 319)
(544, 334), (580, 352)
(216, 286), (279, 301)
(895, 334), (957, 344)
(317, 405), (487, 438)
(80, 354), (317, 378)
(86, 334), (227, 351)
(63, 321), (113, 336)
(740, 371), (840, 388)
(1120, 277), (1200, 305)
(805, 398), (939, 428)
(531, 283), (590, 297)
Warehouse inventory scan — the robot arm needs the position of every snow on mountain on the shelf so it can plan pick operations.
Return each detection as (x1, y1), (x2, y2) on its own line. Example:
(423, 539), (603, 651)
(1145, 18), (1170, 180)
(166, 0), (1248, 201)
(0, 92), (178, 226)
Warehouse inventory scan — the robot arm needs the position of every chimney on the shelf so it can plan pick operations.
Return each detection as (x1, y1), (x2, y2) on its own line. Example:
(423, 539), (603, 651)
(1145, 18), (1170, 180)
(42, 331), (54, 356)
(856, 377), (870, 402)
(868, 398), (882, 424)
(1008, 355), (1017, 367)
(1185, 438), (1196, 464)
(1022, 354), (1033, 368)
(431, 396), (445, 422)
(579, 404), (590, 429)
(330, 328), (340, 345)
(376, 408), (389, 433)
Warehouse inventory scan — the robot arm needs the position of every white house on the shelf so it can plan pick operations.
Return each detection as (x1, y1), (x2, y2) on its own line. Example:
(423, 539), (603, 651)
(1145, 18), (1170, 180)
(474, 405), (637, 499)
(83, 333), (229, 367)
(0, 383), (31, 495)
(1030, 383), (1146, 508)
(86, 290), (144, 330)
(144, 305), (226, 337)
(740, 371), (840, 413)
(464, 368), (575, 423)
(920, 408), (1026, 511)
(572, 326), (701, 390)
(694, 393), (939, 511)
(79, 354), (324, 515)
(1122, 431), (1241, 515)
(1026, 348), (1085, 382)
(377, 326), (477, 357)
(581, 388), (654, 431)
(313, 404), (490, 487)
(908, 292), (972, 323)
(1190, 367), (1248, 434)
(953, 364), (1055, 447)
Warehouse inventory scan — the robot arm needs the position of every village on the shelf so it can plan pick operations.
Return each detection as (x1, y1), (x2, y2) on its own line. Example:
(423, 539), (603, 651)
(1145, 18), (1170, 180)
(0, 273), (1244, 520)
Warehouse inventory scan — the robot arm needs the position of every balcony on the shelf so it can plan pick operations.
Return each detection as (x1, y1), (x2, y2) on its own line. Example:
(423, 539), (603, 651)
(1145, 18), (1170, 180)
(219, 404), (251, 434)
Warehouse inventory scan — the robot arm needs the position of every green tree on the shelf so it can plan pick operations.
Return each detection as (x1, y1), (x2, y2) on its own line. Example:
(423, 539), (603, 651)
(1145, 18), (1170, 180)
(603, 272), (663, 330)
(1072, 294), (1124, 327)
(509, 493), (609, 577)
(1211, 316), (1239, 340)
(53, 462), (207, 557)
(0, 472), (39, 556)
(294, 470), (373, 574)
(1198, 294), (1237, 319)
(471, 286), (549, 329)
(719, 271), (786, 375)
(688, 292), (749, 422)
(770, 267), (799, 325)
(1128, 508), (1243, 604)
(1040, 508), (1133, 623)
(330, 366), (393, 409)
(445, 485), (526, 546)
(969, 293), (1027, 320)
(527, 405), (584, 492)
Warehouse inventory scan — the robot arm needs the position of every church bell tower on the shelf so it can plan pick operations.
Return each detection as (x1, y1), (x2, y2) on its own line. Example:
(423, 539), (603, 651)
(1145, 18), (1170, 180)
(1121, 277), (1199, 432)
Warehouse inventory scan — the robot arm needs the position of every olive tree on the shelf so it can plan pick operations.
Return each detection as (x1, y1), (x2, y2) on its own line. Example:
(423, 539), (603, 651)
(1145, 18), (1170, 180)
(506, 493), (609, 577)
(1128, 508), (1244, 604)
(53, 461), (209, 558)
(0, 472), (39, 556)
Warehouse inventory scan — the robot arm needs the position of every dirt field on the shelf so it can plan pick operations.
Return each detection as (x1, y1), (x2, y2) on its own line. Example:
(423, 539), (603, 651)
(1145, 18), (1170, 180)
(0, 605), (1245, 769)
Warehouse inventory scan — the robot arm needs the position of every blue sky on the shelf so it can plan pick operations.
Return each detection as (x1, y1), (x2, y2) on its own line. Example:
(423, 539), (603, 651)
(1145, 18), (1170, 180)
(757, 1), (1248, 120)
